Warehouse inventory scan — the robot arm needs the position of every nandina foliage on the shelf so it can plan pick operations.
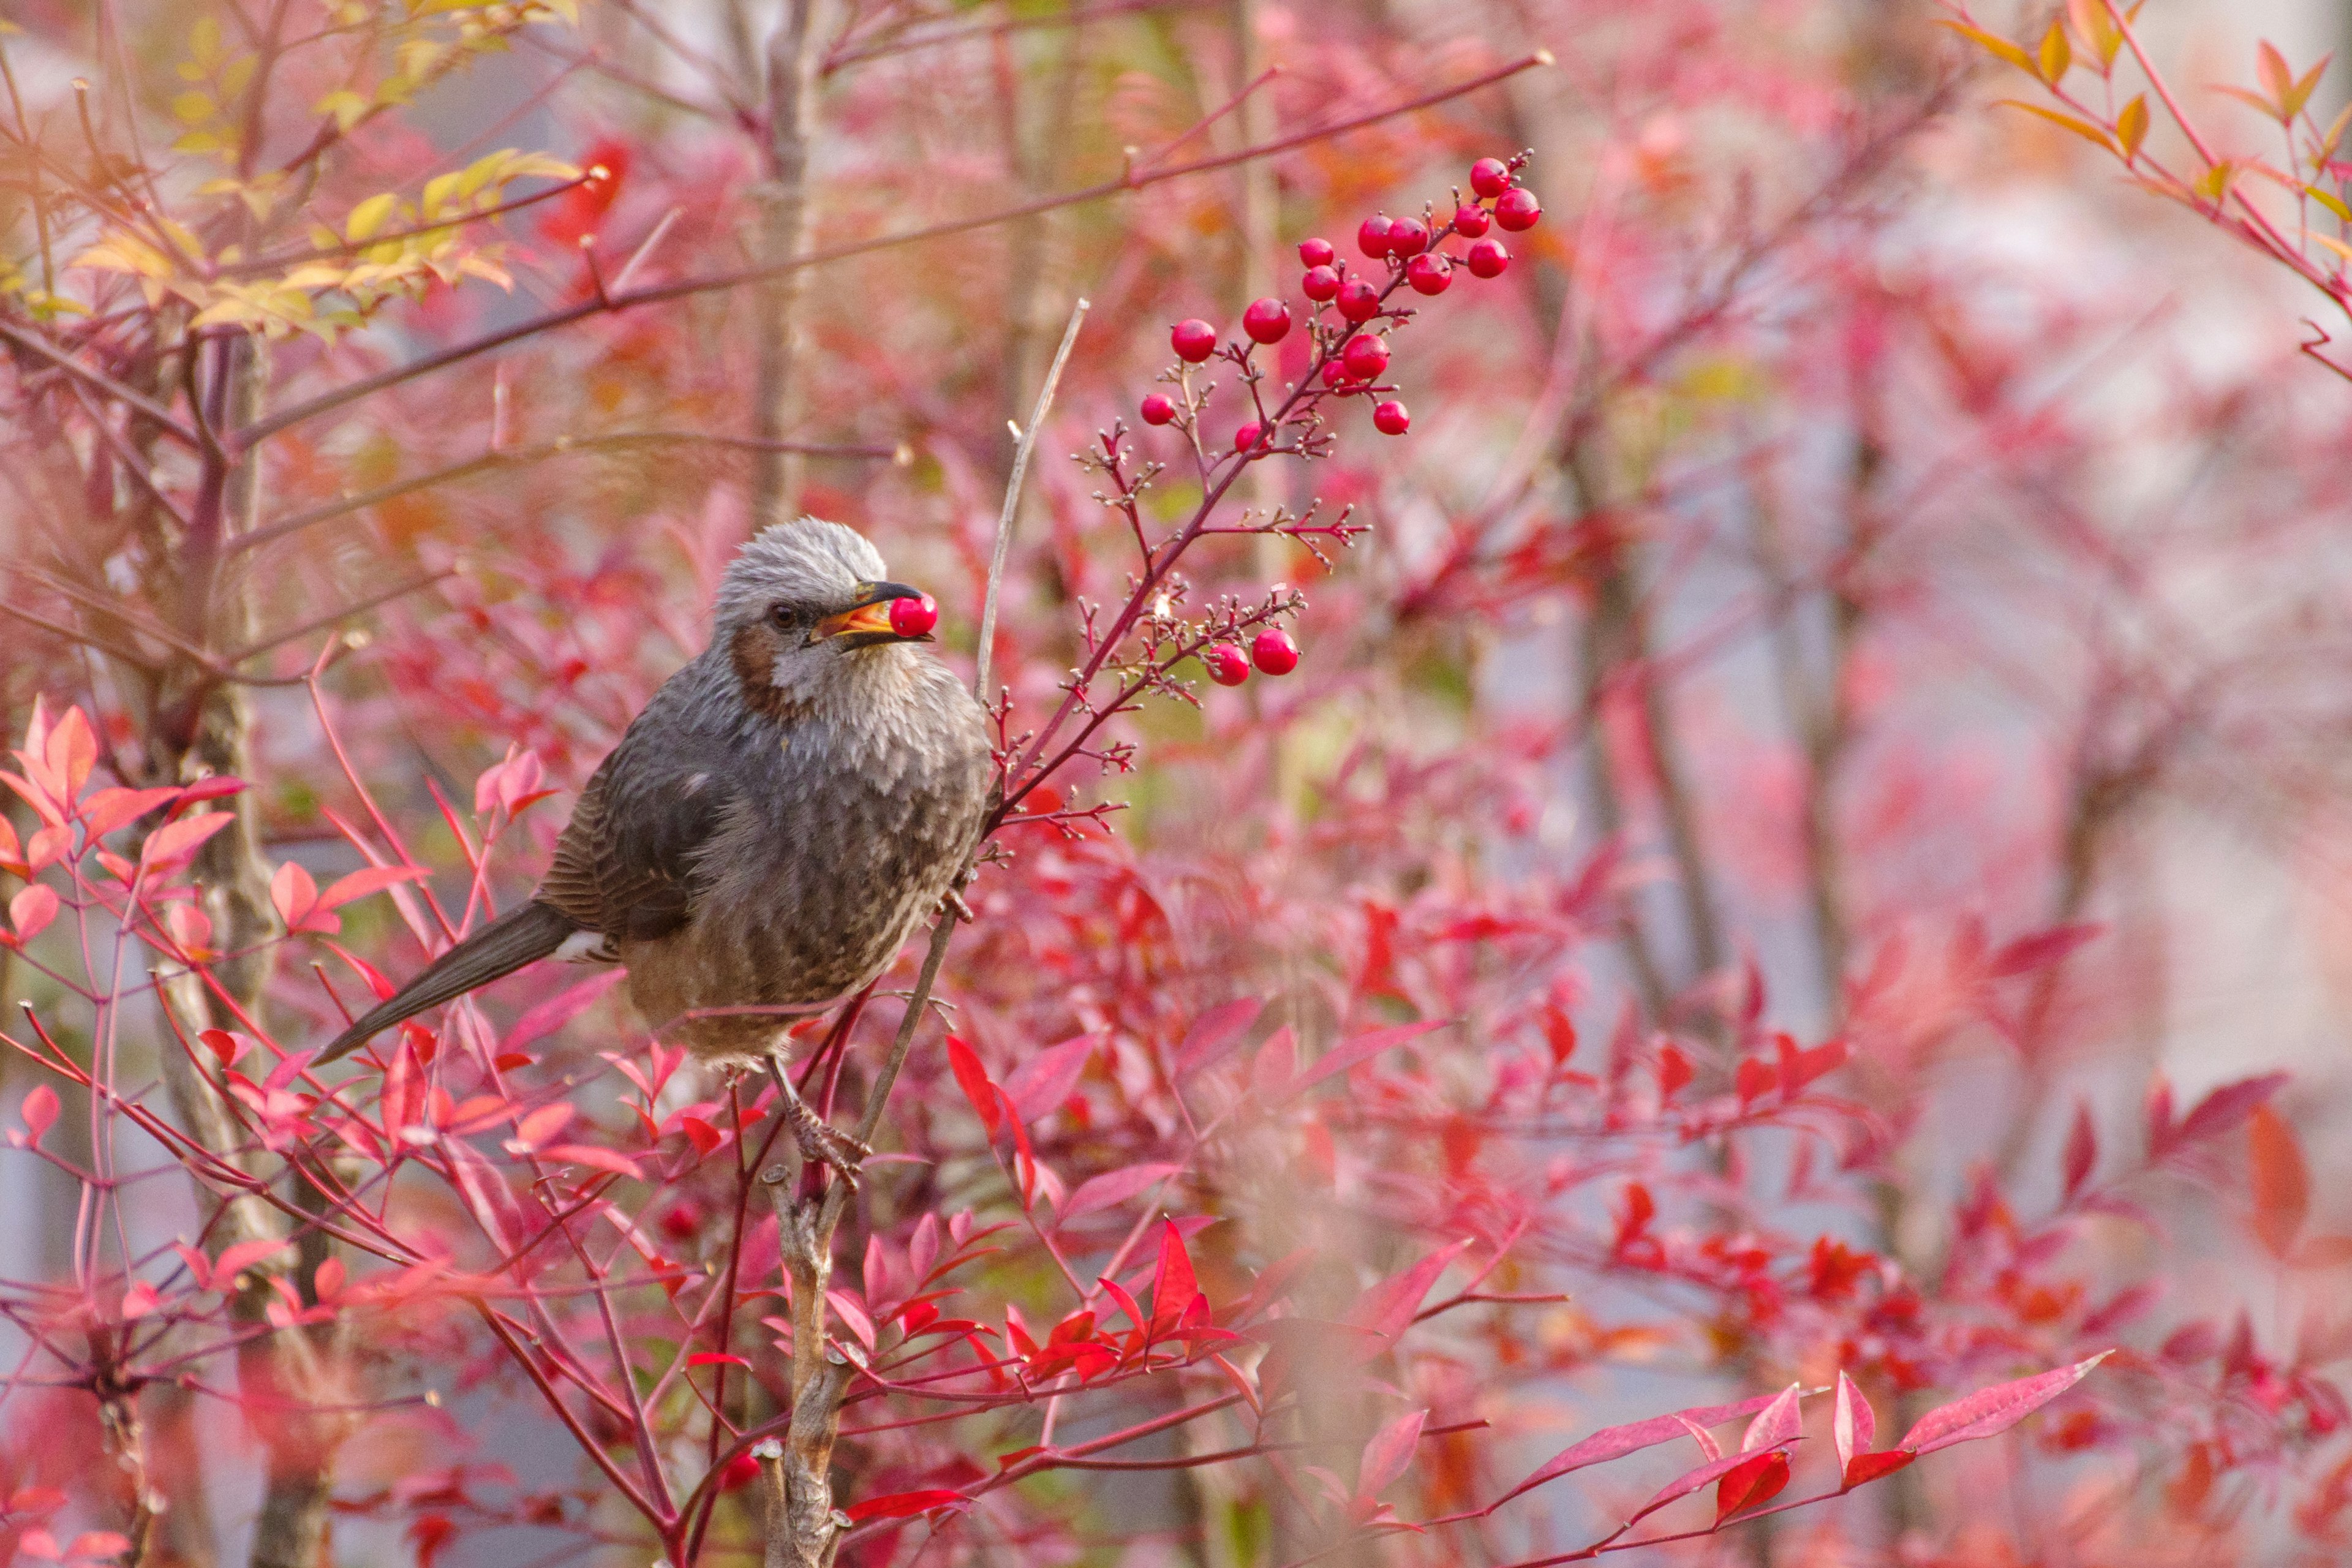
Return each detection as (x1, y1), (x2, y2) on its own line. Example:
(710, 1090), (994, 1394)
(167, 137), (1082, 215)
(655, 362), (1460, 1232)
(4, 4), (2352, 1568)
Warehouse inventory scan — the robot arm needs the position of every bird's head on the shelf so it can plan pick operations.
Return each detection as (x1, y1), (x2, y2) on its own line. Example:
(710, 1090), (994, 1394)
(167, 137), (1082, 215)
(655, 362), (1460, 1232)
(713, 518), (941, 715)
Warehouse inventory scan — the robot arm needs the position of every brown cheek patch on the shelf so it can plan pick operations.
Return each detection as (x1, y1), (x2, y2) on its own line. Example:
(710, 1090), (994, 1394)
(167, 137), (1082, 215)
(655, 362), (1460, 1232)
(729, 623), (811, 722)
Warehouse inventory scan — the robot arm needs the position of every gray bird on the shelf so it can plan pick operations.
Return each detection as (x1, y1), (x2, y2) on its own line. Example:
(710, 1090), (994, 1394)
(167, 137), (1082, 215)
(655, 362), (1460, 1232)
(318, 518), (995, 1178)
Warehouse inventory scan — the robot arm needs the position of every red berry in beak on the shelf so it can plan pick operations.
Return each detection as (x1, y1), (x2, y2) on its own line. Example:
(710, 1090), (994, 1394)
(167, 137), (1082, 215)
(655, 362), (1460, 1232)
(1202, 644), (1251, 685)
(1243, 297), (1292, 344)
(1298, 236), (1335, 268)
(1336, 278), (1381, 323)
(1406, 254), (1451, 295)
(889, 593), (939, 638)
(1373, 400), (1410, 435)
(1140, 392), (1178, 426)
(1494, 188), (1541, 231)
(1302, 265), (1340, 301)
(1453, 203), (1491, 238)
(1469, 157), (1512, 198)
(1171, 318), (1219, 362)
(1466, 238), (1509, 278)
(1357, 216), (1394, 257)
(1341, 334), (1390, 381)
(1250, 628), (1300, 675)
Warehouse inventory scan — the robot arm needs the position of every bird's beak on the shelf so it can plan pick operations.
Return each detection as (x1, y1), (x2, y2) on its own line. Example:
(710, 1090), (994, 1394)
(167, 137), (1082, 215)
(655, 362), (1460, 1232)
(815, 581), (929, 646)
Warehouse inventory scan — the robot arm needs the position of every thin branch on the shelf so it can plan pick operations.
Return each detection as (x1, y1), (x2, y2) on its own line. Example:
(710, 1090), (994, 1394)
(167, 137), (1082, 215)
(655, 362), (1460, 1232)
(0, 317), (203, 448)
(236, 51), (1553, 448)
(978, 297), (1087, 700)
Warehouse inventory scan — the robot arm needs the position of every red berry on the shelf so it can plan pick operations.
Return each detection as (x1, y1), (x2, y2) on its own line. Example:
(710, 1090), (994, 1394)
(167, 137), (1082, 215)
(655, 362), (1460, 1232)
(1494, 187), (1541, 232)
(1321, 359), (1354, 388)
(1140, 392), (1178, 426)
(1302, 265), (1340, 301)
(1469, 157), (1512, 198)
(1336, 277), (1381, 323)
(1406, 254), (1451, 295)
(717, 1452), (761, 1492)
(1233, 421), (1263, 451)
(1341, 334), (1390, 380)
(1243, 296), (1292, 344)
(1250, 627), (1300, 676)
(1453, 203), (1491, 238)
(1466, 237), (1509, 278)
(1171, 318), (1218, 362)
(1373, 399), (1410, 435)
(657, 1201), (704, 1242)
(1357, 216), (1393, 257)
(890, 593), (940, 639)
(1202, 643), (1250, 685)
(1298, 237), (1335, 268)
(1387, 217), (1430, 257)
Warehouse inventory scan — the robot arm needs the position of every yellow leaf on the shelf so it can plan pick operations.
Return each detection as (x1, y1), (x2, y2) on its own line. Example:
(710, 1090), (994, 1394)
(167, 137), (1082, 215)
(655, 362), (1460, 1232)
(2309, 232), (2352, 263)
(2256, 41), (2293, 116)
(172, 90), (214, 126)
(345, 192), (398, 243)
(2193, 160), (2237, 202)
(1933, 19), (2038, 77)
(2065, 0), (2122, 69)
(2308, 185), (2351, 222)
(2321, 102), (2352, 163)
(314, 89), (369, 132)
(2037, 20), (2071, 85)
(420, 169), (462, 217)
(1995, 99), (2117, 154)
(2288, 56), (2330, 121)
(2117, 95), (2149, 160)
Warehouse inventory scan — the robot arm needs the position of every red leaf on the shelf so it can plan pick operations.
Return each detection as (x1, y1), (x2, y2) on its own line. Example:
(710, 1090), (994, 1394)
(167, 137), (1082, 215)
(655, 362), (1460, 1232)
(2062, 1099), (2097, 1199)
(1153, 1221), (1199, 1322)
(78, 785), (183, 840)
(211, 1238), (290, 1287)
(1628, 1445), (1789, 1527)
(1832, 1371), (1875, 1475)
(141, 813), (232, 872)
(1841, 1450), (1915, 1488)
(1290, 1021), (1449, 1095)
(1713, 1450), (1790, 1523)
(688, 1351), (752, 1369)
(2162, 1073), (2287, 1155)
(1003, 1034), (1094, 1123)
(1898, 1352), (2110, 1455)
(1494, 1392), (1785, 1509)
(1174, 997), (1263, 1078)
(1058, 1163), (1180, 1226)
(1734, 1057), (1776, 1105)
(2248, 1103), (2309, 1259)
(1356, 1408), (1427, 1499)
(1348, 1238), (1471, 1341)
(842, 1489), (967, 1524)
(946, 1036), (1002, 1139)
(1773, 1033), (1845, 1098)
(1656, 1044), (1693, 1099)
(1987, 922), (2102, 978)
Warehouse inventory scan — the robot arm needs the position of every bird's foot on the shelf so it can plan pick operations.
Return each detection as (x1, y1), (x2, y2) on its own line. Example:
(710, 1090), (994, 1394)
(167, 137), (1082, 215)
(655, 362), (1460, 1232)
(766, 1055), (870, 1189)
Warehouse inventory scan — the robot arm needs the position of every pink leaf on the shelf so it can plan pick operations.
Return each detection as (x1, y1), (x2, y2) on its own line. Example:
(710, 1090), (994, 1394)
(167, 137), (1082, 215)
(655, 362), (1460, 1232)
(141, 813), (232, 873)
(827, 1289), (878, 1351)
(17, 1084), (58, 1147)
(2162, 1074), (2287, 1154)
(511, 1102), (575, 1151)
(945, 1036), (1001, 1138)
(503, 969), (625, 1053)
(121, 1281), (161, 1320)
(318, 864), (427, 910)
(1003, 1034), (1094, 1123)
(78, 786), (183, 841)
(1493, 1392), (1786, 1510)
(1986, 922), (2102, 978)
(1740, 1384), (1802, 1452)
(8, 884), (58, 944)
(1173, 997), (1262, 1078)
(539, 1144), (643, 1179)
(1058, 1163), (1180, 1226)
(2062, 1100), (2097, 1198)
(1289, 1020), (1449, 1096)
(1348, 1238), (1471, 1342)
(1832, 1371), (1875, 1476)
(1356, 1408), (1426, 1499)
(211, 1238), (289, 1287)
(1898, 1352), (2111, 1455)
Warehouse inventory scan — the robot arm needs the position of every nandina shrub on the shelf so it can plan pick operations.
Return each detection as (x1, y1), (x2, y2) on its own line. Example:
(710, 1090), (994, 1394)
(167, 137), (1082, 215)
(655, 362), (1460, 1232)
(6, 3), (2352, 1568)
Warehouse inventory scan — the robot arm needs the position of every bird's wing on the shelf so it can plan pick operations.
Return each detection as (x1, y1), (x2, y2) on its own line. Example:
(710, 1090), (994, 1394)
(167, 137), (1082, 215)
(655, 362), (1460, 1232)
(536, 726), (739, 943)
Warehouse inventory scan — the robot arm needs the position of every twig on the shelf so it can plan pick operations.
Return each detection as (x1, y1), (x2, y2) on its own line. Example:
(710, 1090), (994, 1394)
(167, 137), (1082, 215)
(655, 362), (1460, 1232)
(977, 298), (1088, 700)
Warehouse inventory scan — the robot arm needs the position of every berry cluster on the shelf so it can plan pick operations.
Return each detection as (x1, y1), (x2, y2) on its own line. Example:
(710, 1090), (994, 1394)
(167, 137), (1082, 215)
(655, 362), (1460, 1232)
(1128, 151), (1540, 690)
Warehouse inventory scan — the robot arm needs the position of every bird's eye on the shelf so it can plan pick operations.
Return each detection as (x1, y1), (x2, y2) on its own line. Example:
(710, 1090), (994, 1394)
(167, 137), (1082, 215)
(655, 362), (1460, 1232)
(768, 603), (797, 629)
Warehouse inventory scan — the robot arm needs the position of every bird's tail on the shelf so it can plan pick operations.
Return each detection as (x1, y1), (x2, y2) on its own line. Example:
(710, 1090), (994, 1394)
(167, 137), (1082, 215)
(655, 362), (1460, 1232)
(317, 900), (579, 1064)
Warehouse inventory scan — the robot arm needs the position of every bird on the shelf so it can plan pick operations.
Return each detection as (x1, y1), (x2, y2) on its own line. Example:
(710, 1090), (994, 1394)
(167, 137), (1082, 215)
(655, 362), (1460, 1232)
(317, 518), (997, 1181)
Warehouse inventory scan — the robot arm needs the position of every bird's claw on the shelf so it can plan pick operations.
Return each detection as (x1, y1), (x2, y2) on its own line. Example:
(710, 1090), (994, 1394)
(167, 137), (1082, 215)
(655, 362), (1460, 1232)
(779, 1084), (870, 1189)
